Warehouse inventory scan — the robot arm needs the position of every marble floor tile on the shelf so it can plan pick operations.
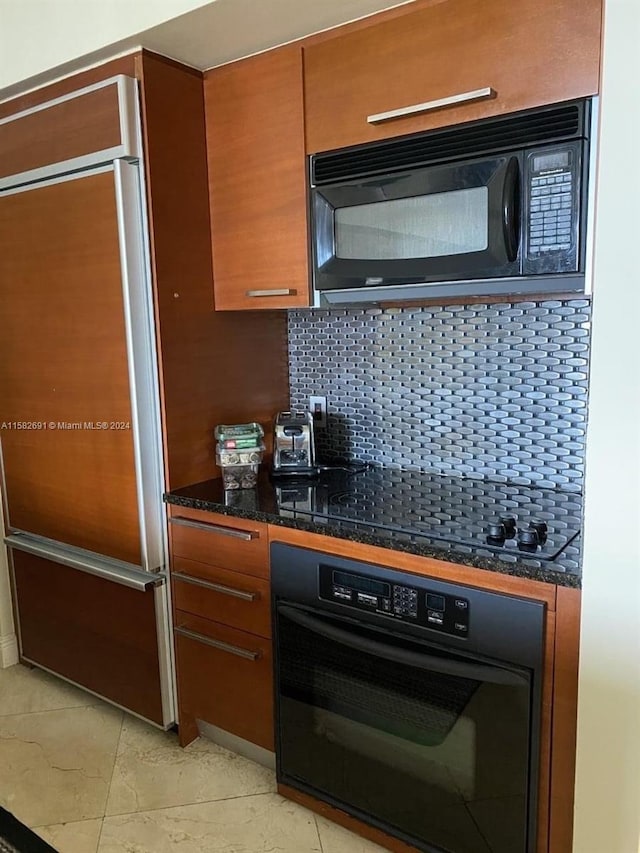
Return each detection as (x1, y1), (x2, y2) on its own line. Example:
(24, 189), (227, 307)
(105, 716), (276, 816)
(34, 818), (103, 853)
(0, 704), (123, 827)
(99, 792), (322, 853)
(0, 664), (104, 717)
(315, 814), (390, 853)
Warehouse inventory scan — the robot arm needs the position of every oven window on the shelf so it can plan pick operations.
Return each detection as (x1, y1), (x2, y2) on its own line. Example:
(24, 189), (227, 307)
(334, 187), (489, 261)
(276, 605), (533, 853)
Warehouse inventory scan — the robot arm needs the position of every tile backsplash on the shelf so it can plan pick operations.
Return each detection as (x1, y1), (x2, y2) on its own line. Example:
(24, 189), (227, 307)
(288, 300), (590, 490)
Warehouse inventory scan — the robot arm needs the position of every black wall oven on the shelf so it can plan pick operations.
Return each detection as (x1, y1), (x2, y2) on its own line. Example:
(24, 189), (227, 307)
(272, 543), (546, 853)
(311, 99), (593, 304)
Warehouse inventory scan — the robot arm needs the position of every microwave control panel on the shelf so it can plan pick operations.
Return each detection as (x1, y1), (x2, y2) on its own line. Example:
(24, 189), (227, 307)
(319, 566), (470, 638)
(523, 140), (583, 275)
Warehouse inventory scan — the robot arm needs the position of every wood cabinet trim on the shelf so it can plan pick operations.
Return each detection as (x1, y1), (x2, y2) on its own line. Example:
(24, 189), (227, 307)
(0, 54), (141, 120)
(548, 586), (581, 853)
(0, 76), (140, 186)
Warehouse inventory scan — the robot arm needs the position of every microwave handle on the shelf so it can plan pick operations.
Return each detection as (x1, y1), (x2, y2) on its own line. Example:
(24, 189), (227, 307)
(502, 156), (520, 263)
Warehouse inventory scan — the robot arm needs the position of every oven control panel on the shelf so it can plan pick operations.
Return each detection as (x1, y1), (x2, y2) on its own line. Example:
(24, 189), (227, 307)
(319, 566), (470, 638)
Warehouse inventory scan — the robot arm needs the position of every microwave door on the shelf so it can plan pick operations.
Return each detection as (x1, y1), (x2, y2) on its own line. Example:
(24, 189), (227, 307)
(313, 155), (522, 292)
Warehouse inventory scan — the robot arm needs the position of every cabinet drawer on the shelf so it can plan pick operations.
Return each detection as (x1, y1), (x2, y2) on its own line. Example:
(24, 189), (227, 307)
(169, 507), (268, 578)
(172, 555), (271, 638)
(174, 610), (274, 751)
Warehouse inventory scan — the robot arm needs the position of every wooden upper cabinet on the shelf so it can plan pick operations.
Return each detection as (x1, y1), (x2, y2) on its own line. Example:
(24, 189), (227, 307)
(303, 0), (603, 154)
(204, 45), (310, 310)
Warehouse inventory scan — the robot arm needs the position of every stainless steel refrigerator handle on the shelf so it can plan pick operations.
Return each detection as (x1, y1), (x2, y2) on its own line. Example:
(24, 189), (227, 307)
(172, 571), (258, 601)
(245, 288), (297, 297)
(175, 626), (260, 661)
(367, 87), (496, 124)
(169, 515), (258, 541)
(4, 533), (161, 592)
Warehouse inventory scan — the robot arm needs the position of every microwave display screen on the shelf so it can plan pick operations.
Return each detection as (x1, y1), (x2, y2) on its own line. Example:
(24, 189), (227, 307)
(533, 151), (570, 172)
(334, 187), (489, 261)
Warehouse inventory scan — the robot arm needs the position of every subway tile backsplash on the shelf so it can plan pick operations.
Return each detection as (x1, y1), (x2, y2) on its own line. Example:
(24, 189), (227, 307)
(288, 300), (590, 490)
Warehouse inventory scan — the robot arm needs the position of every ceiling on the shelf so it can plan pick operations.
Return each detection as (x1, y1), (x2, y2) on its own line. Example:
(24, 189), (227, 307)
(138, 0), (414, 69)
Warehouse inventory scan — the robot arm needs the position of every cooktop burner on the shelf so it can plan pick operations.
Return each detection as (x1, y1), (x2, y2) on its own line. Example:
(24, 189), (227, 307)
(275, 468), (582, 562)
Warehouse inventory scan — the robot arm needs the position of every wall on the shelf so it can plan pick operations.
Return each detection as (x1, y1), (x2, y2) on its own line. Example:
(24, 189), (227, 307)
(572, 0), (640, 850)
(289, 300), (590, 492)
(0, 0), (212, 90)
(0, 0), (411, 100)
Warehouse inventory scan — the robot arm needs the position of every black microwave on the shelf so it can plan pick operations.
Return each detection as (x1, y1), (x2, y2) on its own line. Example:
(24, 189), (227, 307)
(311, 99), (593, 305)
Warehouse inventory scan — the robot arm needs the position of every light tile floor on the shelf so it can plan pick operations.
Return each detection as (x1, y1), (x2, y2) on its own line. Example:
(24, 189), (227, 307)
(0, 664), (386, 853)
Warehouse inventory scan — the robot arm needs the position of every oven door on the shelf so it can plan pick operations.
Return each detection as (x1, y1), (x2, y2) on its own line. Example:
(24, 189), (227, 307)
(275, 602), (537, 853)
(312, 154), (521, 294)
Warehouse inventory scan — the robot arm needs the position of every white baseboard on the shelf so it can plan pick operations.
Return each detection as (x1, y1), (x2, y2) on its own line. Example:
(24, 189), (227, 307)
(0, 633), (19, 668)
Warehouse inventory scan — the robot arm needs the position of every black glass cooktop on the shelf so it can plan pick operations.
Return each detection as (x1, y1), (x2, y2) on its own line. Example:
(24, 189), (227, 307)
(274, 468), (582, 562)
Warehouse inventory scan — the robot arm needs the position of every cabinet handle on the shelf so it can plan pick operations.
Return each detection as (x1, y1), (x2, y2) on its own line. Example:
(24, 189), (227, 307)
(175, 626), (260, 661)
(173, 571), (258, 601)
(169, 515), (258, 541)
(367, 87), (496, 125)
(245, 288), (298, 297)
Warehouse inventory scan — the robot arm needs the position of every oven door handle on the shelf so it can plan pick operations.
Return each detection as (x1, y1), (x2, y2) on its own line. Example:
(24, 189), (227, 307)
(278, 605), (527, 686)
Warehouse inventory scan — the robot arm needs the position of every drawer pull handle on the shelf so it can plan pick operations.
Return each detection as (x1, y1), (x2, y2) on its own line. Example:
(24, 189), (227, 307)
(173, 571), (258, 601)
(175, 626), (260, 661)
(245, 288), (297, 297)
(169, 515), (258, 541)
(367, 87), (496, 124)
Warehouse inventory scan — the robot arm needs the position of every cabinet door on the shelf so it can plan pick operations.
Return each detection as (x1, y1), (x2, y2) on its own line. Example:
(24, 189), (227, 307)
(304, 0), (602, 154)
(12, 550), (167, 725)
(0, 170), (142, 564)
(205, 45), (310, 310)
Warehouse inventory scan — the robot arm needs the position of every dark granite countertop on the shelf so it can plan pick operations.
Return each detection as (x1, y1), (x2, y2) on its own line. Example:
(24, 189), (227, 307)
(165, 468), (582, 589)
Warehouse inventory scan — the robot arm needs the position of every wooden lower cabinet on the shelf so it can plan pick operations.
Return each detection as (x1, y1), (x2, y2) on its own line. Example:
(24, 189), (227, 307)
(169, 506), (273, 749)
(170, 510), (580, 852)
(174, 610), (274, 750)
(11, 550), (166, 724)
